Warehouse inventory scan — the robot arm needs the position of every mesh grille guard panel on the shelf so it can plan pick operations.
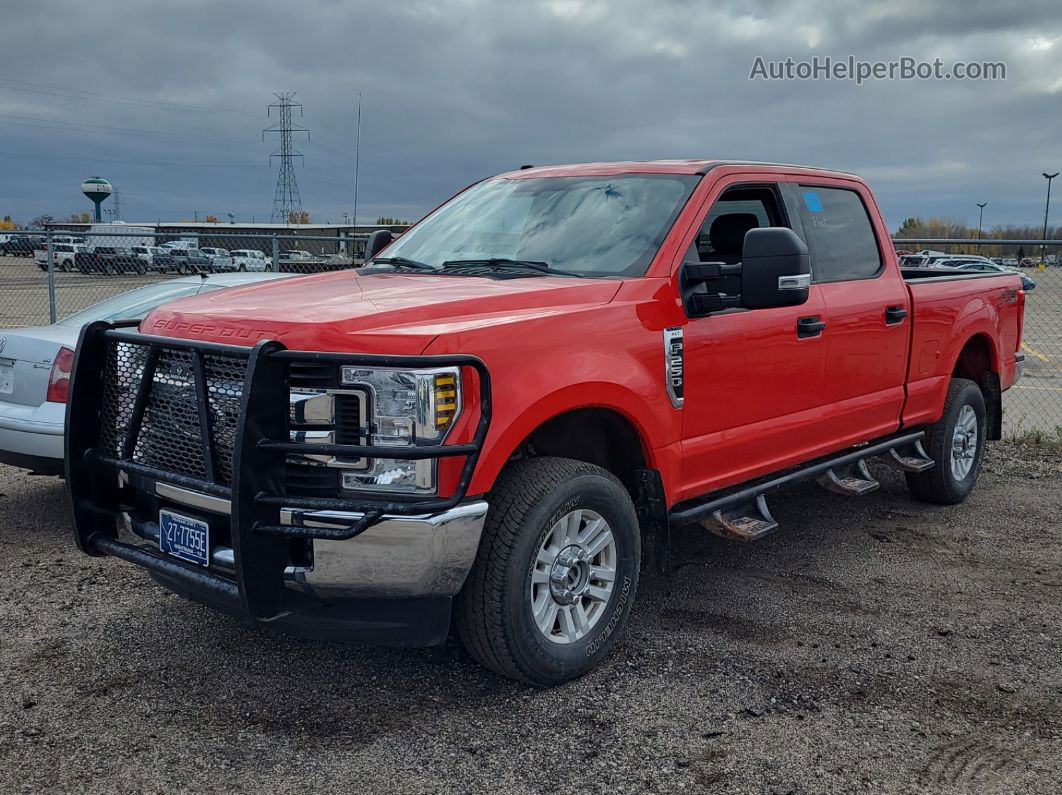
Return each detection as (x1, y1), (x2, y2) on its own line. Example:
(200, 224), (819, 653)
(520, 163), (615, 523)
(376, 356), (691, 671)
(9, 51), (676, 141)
(98, 339), (249, 486)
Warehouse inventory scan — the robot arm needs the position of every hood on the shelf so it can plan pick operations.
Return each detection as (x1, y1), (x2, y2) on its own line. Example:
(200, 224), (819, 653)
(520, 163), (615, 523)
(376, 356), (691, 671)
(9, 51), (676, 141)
(141, 271), (623, 354)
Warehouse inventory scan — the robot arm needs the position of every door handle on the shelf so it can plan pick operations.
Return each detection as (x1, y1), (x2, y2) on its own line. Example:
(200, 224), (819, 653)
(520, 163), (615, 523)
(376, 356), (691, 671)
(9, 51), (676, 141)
(885, 305), (908, 324)
(797, 316), (826, 338)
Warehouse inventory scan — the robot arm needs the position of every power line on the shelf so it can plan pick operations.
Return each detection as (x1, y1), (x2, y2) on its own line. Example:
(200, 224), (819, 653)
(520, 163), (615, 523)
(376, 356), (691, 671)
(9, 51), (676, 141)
(0, 78), (259, 116)
(263, 92), (309, 223)
(0, 152), (267, 168)
(0, 112), (243, 140)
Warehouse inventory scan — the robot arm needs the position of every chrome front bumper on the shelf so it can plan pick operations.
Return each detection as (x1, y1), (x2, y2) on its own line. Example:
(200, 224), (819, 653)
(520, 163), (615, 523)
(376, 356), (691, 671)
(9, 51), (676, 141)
(135, 483), (488, 600)
(282, 501), (489, 599)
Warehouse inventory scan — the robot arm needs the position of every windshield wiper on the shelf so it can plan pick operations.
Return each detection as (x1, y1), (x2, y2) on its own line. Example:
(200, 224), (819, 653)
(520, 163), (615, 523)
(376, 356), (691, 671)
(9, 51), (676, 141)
(440, 258), (584, 278)
(367, 256), (439, 271)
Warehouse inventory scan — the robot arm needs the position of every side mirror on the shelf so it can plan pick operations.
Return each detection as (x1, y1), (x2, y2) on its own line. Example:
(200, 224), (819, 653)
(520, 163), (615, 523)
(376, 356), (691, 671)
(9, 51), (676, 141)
(364, 229), (393, 262)
(739, 227), (811, 310)
(680, 226), (810, 316)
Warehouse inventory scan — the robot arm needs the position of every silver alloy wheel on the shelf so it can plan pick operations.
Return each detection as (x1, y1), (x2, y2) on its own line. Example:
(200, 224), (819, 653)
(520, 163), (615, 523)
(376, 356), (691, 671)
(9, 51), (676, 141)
(950, 403), (978, 480)
(530, 508), (617, 645)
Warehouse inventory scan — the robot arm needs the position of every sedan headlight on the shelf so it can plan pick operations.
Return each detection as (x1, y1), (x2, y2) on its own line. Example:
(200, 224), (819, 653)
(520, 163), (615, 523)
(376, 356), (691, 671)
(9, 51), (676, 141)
(337, 366), (462, 493)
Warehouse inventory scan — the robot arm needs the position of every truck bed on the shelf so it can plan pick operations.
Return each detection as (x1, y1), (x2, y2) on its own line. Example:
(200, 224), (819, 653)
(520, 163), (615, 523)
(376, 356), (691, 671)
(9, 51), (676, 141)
(901, 268), (1024, 429)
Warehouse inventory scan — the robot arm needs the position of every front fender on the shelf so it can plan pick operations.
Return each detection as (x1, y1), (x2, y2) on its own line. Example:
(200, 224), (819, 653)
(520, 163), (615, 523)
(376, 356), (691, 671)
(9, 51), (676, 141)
(424, 319), (681, 497)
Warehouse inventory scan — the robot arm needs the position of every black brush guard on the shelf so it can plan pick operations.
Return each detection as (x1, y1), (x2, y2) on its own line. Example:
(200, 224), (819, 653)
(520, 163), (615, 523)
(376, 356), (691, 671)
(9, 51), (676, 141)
(66, 320), (492, 621)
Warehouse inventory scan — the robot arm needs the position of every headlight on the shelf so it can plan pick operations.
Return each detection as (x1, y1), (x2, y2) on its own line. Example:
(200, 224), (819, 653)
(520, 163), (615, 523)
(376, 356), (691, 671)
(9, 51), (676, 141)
(336, 366), (462, 494)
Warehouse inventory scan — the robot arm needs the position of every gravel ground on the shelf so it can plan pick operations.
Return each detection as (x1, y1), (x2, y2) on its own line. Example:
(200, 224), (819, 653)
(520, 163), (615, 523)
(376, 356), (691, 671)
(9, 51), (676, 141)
(1, 443), (1059, 794)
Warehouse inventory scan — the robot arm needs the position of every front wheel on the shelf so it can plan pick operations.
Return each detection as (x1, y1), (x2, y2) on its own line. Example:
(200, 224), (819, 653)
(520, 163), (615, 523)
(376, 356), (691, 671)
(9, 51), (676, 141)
(906, 378), (986, 505)
(455, 457), (640, 685)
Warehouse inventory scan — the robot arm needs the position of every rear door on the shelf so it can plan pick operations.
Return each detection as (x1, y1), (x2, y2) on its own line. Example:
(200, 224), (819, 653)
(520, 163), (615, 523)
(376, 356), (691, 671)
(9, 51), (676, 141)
(784, 178), (910, 446)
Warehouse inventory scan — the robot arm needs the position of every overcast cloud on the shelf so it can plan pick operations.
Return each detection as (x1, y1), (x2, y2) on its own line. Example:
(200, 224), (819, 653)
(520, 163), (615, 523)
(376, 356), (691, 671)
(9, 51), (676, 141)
(1, 0), (1061, 229)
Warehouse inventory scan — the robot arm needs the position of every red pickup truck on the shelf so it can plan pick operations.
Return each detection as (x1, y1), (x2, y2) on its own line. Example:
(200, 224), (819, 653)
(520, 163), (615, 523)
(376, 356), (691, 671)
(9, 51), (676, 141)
(66, 161), (1025, 685)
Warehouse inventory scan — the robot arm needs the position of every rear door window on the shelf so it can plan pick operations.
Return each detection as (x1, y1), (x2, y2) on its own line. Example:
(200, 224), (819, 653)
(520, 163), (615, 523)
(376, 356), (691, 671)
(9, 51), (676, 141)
(795, 186), (882, 282)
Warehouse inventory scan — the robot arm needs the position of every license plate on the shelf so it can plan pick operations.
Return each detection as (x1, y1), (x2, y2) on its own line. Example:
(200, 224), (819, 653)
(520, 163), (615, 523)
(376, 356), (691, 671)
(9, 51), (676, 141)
(159, 510), (211, 567)
(0, 362), (12, 395)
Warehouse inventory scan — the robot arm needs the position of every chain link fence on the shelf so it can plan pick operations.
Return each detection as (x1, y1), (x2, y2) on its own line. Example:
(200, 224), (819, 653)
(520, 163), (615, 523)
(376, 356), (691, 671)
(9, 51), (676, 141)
(1, 229), (370, 329)
(2, 230), (1059, 434)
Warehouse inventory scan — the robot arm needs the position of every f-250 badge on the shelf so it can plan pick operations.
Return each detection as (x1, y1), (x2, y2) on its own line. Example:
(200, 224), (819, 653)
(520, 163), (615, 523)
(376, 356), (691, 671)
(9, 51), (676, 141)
(663, 327), (684, 408)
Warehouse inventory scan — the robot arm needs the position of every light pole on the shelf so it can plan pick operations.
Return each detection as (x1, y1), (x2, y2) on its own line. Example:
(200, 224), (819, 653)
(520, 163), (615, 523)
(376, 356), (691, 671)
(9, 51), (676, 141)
(1043, 172), (1058, 266)
(976, 202), (987, 238)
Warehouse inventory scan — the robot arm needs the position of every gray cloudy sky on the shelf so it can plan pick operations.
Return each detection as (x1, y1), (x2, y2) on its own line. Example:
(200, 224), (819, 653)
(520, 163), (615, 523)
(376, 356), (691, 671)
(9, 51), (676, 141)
(2, 0), (1061, 230)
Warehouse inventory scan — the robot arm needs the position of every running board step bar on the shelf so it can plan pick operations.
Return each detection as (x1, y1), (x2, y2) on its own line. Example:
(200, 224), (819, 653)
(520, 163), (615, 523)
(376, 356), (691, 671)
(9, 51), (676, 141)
(669, 431), (927, 541)
(816, 459), (880, 496)
(701, 495), (779, 542)
(879, 439), (935, 473)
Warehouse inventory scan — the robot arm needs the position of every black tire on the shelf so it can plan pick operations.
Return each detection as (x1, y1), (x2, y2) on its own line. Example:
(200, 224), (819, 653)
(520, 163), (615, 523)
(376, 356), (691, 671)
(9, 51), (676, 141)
(238, 264), (247, 272)
(455, 457), (640, 685)
(906, 378), (986, 505)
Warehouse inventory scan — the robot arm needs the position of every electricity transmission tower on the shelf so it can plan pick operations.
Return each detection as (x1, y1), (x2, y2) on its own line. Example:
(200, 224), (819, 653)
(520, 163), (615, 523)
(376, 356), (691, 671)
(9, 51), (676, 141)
(263, 92), (309, 223)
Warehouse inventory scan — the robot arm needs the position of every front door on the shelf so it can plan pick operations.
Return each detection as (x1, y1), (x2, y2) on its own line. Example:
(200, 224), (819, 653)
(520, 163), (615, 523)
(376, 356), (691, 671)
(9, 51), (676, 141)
(676, 178), (830, 501)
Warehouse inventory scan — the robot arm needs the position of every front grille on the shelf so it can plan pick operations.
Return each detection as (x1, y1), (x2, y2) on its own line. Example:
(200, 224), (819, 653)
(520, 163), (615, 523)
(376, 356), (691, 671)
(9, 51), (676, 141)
(98, 340), (249, 486)
(335, 393), (366, 445)
(289, 361), (336, 389)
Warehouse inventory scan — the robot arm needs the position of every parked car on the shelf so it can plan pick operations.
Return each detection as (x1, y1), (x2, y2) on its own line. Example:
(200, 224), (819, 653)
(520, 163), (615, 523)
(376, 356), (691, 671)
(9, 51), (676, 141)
(151, 247), (213, 274)
(52, 235), (86, 246)
(0, 272), (300, 475)
(62, 161), (1027, 685)
(200, 247), (232, 272)
(898, 254), (929, 268)
(943, 258), (1037, 290)
(74, 246), (145, 275)
(278, 249), (313, 262)
(1002, 258), (1019, 267)
(34, 243), (83, 272)
(130, 245), (168, 271)
(159, 239), (199, 251)
(227, 249), (271, 272)
(1, 236), (43, 256)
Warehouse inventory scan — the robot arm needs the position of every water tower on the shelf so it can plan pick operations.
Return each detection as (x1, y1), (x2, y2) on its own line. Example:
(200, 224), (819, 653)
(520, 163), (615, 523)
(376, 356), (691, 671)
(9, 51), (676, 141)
(81, 177), (112, 222)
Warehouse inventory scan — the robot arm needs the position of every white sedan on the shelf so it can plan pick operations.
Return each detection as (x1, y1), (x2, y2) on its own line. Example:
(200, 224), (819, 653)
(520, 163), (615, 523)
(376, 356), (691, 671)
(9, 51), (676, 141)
(0, 272), (300, 474)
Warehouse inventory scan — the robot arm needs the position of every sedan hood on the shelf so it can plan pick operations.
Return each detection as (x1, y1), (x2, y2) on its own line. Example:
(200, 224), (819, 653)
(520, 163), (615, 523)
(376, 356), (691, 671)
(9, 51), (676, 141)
(141, 271), (623, 354)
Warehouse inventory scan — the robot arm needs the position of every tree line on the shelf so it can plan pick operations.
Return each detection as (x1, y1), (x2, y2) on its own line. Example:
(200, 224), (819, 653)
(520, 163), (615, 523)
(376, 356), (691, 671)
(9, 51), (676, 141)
(894, 216), (1062, 257)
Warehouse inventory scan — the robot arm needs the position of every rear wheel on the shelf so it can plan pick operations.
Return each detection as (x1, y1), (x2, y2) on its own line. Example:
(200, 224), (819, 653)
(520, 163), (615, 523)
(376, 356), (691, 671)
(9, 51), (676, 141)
(906, 378), (986, 505)
(456, 457), (640, 685)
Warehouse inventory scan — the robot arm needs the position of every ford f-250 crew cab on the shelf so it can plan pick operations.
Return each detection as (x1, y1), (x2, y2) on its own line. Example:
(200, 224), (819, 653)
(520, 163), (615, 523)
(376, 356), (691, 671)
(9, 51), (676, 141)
(65, 161), (1025, 685)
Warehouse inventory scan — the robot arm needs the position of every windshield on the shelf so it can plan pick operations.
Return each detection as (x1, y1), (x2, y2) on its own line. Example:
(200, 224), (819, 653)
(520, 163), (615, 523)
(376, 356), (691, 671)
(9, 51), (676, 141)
(57, 281), (219, 326)
(377, 174), (700, 277)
